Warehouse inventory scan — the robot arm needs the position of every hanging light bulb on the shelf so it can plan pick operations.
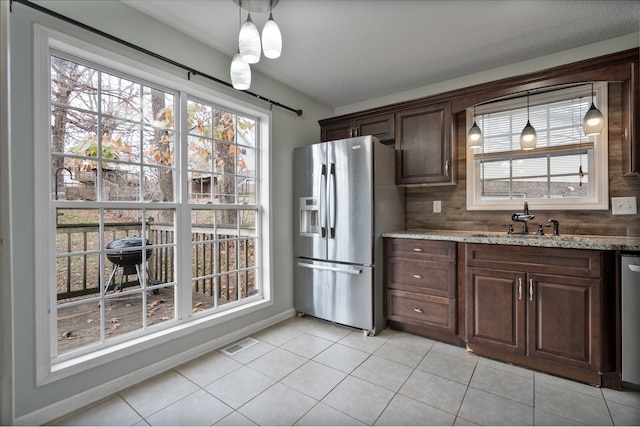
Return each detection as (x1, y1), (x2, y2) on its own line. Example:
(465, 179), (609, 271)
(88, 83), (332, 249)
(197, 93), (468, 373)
(239, 12), (261, 64)
(468, 106), (482, 148)
(583, 83), (604, 136)
(230, 51), (251, 90)
(262, 10), (282, 59)
(520, 92), (537, 150)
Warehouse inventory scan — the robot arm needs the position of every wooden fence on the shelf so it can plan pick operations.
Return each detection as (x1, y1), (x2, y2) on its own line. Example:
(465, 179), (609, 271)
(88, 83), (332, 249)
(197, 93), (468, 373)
(56, 222), (254, 301)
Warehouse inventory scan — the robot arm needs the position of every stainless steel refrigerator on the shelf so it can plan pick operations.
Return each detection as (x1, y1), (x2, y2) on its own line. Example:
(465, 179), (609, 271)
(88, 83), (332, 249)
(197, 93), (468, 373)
(293, 136), (404, 335)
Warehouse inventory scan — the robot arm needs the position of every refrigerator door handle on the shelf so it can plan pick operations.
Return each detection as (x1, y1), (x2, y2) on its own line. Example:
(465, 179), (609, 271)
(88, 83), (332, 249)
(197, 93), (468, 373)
(297, 262), (362, 275)
(328, 163), (336, 238)
(320, 164), (327, 238)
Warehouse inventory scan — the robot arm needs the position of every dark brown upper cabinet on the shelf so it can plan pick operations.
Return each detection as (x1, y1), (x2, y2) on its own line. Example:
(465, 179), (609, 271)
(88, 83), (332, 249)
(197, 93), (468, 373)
(318, 49), (638, 179)
(319, 113), (394, 143)
(394, 101), (456, 186)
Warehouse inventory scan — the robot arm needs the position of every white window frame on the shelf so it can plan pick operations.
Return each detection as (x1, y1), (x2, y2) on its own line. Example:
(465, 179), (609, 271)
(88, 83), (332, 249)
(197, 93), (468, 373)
(466, 84), (608, 211)
(33, 25), (273, 385)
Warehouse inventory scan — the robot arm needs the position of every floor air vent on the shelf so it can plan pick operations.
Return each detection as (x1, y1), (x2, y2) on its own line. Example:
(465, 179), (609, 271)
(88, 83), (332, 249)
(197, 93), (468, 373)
(222, 338), (258, 356)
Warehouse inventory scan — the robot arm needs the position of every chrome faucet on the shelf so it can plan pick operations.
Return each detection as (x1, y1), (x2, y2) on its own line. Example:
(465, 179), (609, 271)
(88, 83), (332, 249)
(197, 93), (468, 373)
(512, 200), (535, 234)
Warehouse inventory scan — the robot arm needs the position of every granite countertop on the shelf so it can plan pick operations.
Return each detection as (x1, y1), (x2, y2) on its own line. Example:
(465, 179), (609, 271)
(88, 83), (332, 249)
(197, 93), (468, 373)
(382, 229), (640, 251)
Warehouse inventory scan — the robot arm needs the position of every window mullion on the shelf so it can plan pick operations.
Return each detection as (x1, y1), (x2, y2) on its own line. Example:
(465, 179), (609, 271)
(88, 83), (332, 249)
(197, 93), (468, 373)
(177, 91), (192, 319)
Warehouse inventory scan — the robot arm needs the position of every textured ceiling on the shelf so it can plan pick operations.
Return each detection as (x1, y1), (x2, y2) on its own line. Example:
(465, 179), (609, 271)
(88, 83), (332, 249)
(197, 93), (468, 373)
(122, 0), (639, 109)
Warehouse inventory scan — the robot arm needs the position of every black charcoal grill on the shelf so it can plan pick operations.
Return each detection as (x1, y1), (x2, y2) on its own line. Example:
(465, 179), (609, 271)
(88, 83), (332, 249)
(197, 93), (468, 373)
(105, 237), (155, 294)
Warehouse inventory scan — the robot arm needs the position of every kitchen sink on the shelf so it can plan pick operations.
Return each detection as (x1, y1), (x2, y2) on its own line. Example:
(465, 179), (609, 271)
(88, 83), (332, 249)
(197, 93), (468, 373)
(469, 232), (606, 241)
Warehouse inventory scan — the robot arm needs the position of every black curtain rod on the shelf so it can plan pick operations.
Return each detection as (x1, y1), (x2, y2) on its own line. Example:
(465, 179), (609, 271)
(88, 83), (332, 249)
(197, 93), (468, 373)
(11, 0), (304, 117)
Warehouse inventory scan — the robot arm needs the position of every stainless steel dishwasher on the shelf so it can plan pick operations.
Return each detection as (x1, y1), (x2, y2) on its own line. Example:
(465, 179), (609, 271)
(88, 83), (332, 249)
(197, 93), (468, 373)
(622, 254), (640, 386)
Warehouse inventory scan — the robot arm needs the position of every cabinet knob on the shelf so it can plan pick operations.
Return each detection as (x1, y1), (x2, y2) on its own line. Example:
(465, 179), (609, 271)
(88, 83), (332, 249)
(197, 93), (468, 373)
(529, 279), (533, 301)
(413, 274), (423, 279)
(413, 248), (423, 252)
(414, 308), (423, 313)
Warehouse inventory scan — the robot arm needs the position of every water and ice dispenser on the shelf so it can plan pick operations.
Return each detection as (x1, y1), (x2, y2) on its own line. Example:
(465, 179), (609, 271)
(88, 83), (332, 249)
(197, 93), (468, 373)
(299, 197), (321, 236)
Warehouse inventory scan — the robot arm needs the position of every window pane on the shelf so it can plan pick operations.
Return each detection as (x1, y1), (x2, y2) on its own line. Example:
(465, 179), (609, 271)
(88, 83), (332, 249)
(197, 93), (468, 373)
(189, 172), (212, 204)
(143, 166), (174, 202)
(512, 179), (544, 199)
(513, 157), (547, 178)
(214, 142), (236, 174)
(57, 300), (101, 354)
(237, 117), (256, 148)
(187, 101), (212, 138)
(144, 128), (175, 167)
(101, 73), (141, 121)
(101, 163), (141, 201)
(213, 111), (235, 142)
(51, 56), (98, 112)
(550, 175), (588, 197)
(188, 135), (212, 171)
(481, 160), (509, 180)
(213, 174), (236, 204)
(51, 108), (98, 156)
(549, 153), (587, 175)
(143, 87), (175, 130)
(103, 119), (140, 163)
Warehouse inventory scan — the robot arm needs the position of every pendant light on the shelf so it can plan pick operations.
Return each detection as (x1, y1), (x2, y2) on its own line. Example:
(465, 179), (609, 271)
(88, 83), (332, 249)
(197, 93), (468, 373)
(468, 105), (482, 148)
(238, 4), (261, 64)
(230, 50), (251, 90)
(520, 92), (537, 150)
(261, 1), (282, 59)
(583, 83), (604, 136)
(231, 4), (251, 90)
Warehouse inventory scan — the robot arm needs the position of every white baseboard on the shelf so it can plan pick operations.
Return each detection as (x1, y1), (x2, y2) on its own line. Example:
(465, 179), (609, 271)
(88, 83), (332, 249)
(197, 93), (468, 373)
(14, 308), (296, 426)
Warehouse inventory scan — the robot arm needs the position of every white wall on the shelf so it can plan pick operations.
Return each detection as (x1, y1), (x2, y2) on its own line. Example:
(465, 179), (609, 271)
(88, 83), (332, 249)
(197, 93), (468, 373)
(6, 1), (331, 423)
(335, 33), (640, 116)
(1, 0), (14, 424)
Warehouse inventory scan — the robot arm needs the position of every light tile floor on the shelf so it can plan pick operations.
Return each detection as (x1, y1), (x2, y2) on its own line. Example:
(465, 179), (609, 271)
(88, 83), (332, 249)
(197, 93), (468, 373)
(51, 316), (640, 426)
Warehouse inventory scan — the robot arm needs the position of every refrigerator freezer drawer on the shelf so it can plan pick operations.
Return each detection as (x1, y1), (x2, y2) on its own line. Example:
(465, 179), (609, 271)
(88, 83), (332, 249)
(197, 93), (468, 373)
(294, 259), (374, 332)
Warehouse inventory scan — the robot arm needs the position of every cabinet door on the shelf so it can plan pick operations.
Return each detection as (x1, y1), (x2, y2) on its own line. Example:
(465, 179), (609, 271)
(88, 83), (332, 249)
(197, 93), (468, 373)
(321, 120), (353, 142)
(528, 273), (602, 371)
(466, 267), (526, 356)
(355, 113), (394, 143)
(395, 101), (455, 185)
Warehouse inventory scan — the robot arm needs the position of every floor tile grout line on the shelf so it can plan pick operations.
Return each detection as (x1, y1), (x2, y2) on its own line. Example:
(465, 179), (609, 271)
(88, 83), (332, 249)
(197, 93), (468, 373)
(56, 317), (640, 426)
(452, 356), (479, 425)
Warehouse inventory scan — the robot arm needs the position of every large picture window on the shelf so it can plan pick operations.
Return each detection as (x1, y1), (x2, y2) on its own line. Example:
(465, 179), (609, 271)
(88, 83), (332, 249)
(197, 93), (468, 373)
(35, 28), (270, 379)
(466, 84), (608, 211)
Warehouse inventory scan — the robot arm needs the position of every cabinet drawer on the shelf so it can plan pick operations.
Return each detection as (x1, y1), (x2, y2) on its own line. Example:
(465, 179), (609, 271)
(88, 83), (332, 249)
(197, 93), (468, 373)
(386, 257), (455, 298)
(386, 239), (456, 262)
(465, 244), (603, 278)
(386, 289), (456, 333)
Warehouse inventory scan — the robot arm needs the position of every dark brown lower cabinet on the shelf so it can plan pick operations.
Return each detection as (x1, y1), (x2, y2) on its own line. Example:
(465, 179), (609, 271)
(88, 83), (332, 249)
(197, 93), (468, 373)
(384, 238), (464, 346)
(465, 243), (616, 387)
